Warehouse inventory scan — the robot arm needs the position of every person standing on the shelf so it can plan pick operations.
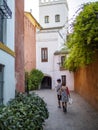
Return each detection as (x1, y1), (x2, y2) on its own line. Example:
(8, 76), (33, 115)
(55, 79), (62, 108)
(60, 84), (70, 112)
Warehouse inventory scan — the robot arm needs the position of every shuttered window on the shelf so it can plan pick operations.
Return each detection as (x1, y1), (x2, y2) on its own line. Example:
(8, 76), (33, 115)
(41, 48), (48, 62)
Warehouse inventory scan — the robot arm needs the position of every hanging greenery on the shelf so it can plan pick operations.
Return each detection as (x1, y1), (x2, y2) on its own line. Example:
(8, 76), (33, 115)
(65, 2), (98, 71)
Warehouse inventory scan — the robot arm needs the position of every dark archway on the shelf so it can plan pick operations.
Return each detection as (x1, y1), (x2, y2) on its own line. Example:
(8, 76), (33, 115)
(41, 76), (52, 89)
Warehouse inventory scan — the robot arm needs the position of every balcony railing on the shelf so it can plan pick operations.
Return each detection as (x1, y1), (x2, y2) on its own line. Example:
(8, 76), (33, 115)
(0, 0), (12, 19)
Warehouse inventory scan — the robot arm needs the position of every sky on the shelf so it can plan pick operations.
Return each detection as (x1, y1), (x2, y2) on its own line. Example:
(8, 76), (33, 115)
(25, 0), (98, 22)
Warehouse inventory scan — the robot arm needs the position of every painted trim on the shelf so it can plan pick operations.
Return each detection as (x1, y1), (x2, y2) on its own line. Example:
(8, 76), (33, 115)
(24, 12), (42, 29)
(0, 42), (15, 57)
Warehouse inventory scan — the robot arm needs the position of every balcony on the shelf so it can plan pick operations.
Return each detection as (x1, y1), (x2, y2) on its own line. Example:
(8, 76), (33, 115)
(0, 0), (12, 19)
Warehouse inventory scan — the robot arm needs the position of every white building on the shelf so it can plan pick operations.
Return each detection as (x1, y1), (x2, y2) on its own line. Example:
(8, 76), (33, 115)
(36, 0), (74, 90)
(0, 0), (15, 105)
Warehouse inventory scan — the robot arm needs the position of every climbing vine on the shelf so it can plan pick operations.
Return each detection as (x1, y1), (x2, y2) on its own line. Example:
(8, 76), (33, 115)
(65, 2), (98, 71)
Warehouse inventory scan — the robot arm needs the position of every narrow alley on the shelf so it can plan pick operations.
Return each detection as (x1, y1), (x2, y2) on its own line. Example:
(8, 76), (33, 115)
(35, 90), (98, 130)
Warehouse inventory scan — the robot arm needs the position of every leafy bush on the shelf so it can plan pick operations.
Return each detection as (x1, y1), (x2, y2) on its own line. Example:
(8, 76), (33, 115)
(65, 2), (98, 71)
(29, 69), (44, 90)
(0, 93), (49, 130)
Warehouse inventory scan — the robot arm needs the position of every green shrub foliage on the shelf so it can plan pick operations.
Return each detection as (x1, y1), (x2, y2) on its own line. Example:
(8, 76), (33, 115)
(65, 2), (98, 71)
(29, 69), (44, 90)
(0, 93), (49, 130)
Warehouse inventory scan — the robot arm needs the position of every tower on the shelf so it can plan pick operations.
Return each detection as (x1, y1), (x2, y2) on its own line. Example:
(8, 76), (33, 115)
(39, 0), (68, 29)
(36, 0), (74, 90)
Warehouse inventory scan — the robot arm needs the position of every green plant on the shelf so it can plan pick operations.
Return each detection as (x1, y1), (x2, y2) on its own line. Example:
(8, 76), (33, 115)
(0, 93), (49, 130)
(65, 2), (98, 71)
(29, 69), (44, 90)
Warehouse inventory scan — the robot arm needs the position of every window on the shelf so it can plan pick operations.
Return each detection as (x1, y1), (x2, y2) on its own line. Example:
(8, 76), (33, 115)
(0, 64), (4, 105)
(61, 75), (66, 86)
(0, 19), (3, 42)
(55, 15), (60, 22)
(0, 18), (6, 43)
(41, 48), (48, 62)
(45, 16), (49, 23)
(61, 56), (65, 67)
(59, 56), (66, 70)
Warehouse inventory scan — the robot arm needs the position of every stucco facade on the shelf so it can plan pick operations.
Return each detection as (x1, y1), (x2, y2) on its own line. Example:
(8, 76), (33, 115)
(0, 0), (15, 104)
(24, 12), (41, 72)
(36, 0), (74, 90)
(15, 0), (25, 92)
(74, 54), (98, 111)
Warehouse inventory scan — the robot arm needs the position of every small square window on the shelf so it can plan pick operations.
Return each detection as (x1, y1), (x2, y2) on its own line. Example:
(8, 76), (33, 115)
(45, 16), (49, 23)
(55, 15), (60, 22)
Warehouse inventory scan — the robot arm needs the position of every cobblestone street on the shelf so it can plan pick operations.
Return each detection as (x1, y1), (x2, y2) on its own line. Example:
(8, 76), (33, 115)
(35, 90), (98, 130)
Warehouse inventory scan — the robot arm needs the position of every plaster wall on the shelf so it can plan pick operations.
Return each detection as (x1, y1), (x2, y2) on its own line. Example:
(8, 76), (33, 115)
(74, 54), (98, 111)
(15, 0), (25, 92)
(39, 3), (68, 28)
(0, 0), (15, 104)
(36, 31), (74, 90)
(24, 16), (36, 72)
(7, 0), (15, 51)
(0, 50), (15, 104)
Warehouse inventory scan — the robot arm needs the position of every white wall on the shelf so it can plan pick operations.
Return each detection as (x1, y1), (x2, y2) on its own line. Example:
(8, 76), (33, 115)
(0, 0), (15, 104)
(36, 30), (74, 90)
(53, 55), (74, 90)
(36, 31), (58, 72)
(0, 50), (15, 104)
(36, 0), (74, 90)
(7, 0), (15, 51)
(39, 1), (68, 28)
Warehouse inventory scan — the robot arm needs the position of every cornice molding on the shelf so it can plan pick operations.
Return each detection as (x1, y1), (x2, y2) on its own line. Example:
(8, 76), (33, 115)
(0, 42), (15, 57)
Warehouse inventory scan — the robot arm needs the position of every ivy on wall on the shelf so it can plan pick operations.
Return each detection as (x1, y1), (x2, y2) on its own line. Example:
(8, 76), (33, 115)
(64, 2), (98, 71)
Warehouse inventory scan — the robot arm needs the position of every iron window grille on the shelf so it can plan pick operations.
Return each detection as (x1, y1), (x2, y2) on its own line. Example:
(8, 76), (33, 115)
(0, 0), (12, 19)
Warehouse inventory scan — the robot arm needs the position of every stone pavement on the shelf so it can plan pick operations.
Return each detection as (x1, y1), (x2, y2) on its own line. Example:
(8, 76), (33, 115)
(34, 89), (98, 130)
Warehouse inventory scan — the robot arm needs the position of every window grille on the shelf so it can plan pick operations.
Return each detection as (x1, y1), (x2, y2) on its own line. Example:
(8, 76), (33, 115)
(0, 0), (12, 19)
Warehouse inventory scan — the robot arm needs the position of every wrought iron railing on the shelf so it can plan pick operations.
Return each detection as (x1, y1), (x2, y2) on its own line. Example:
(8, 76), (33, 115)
(0, 0), (12, 19)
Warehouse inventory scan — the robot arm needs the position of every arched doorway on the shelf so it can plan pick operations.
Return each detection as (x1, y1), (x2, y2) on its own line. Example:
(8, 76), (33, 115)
(41, 76), (52, 89)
